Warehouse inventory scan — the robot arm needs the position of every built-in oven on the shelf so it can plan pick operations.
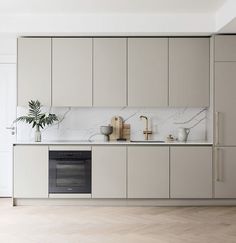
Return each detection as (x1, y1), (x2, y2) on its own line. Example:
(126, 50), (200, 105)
(49, 148), (91, 194)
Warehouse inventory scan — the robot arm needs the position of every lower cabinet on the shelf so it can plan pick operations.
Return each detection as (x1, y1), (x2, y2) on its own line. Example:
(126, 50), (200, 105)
(92, 146), (126, 198)
(14, 145), (48, 198)
(214, 147), (236, 198)
(128, 146), (169, 198)
(170, 146), (212, 198)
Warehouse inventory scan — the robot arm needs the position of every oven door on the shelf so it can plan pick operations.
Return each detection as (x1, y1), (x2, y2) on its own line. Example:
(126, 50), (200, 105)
(49, 151), (91, 193)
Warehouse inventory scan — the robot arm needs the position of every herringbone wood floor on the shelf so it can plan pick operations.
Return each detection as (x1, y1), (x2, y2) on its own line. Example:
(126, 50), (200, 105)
(0, 198), (236, 243)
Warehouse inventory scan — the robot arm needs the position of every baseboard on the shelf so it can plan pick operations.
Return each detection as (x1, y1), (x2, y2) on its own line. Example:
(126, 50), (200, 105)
(13, 198), (236, 206)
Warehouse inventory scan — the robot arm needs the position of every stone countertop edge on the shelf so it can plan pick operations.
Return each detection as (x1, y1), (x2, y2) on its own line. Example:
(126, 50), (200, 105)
(13, 141), (213, 146)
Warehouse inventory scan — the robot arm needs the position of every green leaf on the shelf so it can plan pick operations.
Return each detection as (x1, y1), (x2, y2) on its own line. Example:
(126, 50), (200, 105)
(14, 100), (58, 129)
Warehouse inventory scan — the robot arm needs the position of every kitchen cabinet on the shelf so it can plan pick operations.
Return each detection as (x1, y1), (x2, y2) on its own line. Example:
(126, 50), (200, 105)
(13, 145), (48, 198)
(215, 62), (236, 146)
(17, 38), (51, 106)
(215, 35), (236, 61)
(128, 38), (168, 107)
(52, 38), (92, 107)
(92, 146), (126, 198)
(169, 38), (209, 107)
(128, 146), (169, 198)
(170, 146), (212, 198)
(214, 147), (236, 198)
(93, 38), (127, 107)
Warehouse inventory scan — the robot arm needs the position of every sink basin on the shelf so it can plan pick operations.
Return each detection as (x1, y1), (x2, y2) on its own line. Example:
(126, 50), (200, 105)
(130, 140), (165, 143)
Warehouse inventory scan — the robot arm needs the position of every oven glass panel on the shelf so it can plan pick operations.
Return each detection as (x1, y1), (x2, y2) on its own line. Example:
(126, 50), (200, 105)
(49, 151), (91, 193)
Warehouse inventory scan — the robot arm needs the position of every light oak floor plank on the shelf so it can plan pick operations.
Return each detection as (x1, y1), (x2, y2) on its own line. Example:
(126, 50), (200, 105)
(0, 198), (236, 243)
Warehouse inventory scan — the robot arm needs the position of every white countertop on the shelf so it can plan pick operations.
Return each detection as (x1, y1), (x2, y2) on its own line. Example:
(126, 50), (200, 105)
(13, 140), (213, 146)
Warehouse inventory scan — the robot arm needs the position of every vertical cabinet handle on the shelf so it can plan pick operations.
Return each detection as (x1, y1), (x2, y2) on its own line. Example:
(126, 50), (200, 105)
(215, 148), (221, 182)
(215, 112), (220, 145)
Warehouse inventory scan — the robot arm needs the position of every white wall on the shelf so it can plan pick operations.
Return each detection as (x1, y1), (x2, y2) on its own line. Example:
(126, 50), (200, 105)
(0, 36), (16, 63)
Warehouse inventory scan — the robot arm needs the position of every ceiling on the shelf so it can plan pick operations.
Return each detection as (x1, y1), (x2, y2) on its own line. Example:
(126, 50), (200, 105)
(0, 0), (227, 14)
(0, 0), (235, 37)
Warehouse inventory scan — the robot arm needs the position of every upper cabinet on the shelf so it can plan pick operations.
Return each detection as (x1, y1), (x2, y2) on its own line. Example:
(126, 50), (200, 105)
(215, 35), (236, 61)
(128, 38), (168, 107)
(17, 37), (211, 108)
(169, 38), (210, 107)
(52, 38), (92, 107)
(17, 38), (51, 106)
(93, 38), (127, 107)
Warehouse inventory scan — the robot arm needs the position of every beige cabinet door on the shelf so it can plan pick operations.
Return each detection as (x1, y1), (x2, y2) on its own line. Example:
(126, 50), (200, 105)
(169, 38), (210, 107)
(128, 146), (169, 198)
(52, 38), (92, 107)
(17, 38), (51, 106)
(93, 38), (127, 107)
(14, 145), (48, 198)
(215, 62), (236, 146)
(128, 38), (168, 107)
(170, 146), (212, 198)
(215, 147), (236, 198)
(215, 35), (236, 61)
(92, 146), (126, 198)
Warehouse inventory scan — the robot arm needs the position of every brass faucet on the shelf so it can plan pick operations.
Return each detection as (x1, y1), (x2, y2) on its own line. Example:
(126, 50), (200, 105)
(140, 115), (152, 140)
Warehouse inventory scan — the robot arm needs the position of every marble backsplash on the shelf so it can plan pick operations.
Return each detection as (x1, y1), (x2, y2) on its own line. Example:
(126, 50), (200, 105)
(16, 106), (211, 142)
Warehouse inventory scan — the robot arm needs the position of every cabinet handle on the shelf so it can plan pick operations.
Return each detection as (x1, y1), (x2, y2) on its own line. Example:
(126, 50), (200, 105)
(215, 148), (221, 182)
(215, 112), (220, 145)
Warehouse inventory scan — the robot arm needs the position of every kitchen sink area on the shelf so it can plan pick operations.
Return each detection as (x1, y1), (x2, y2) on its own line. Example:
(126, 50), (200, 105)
(130, 140), (165, 143)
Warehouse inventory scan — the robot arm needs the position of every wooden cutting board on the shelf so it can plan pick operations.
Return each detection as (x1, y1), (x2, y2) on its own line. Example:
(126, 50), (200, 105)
(110, 116), (123, 141)
(123, 124), (131, 141)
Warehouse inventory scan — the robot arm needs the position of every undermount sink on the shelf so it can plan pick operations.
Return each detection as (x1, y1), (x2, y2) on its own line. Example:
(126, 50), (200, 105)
(130, 140), (165, 143)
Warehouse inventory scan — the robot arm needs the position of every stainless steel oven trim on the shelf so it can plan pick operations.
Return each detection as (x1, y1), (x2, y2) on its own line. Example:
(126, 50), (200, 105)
(49, 149), (92, 194)
(49, 146), (91, 151)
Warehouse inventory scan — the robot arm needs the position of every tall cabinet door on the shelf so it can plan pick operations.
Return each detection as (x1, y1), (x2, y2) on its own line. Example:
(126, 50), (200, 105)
(128, 38), (168, 107)
(215, 63), (236, 146)
(92, 146), (126, 198)
(52, 38), (92, 107)
(169, 38), (209, 107)
(215, 147), (236, 198)
(128, 146), (169, 198)
(215, 35), (236, 61)
(93, 38), (127, 107)
(17, 38), (51, 106)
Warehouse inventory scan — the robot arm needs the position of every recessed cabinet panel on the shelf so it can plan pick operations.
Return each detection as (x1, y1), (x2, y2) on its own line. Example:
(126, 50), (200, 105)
(52, 38), (92, 106)
(215, 147), (236, 198)
(169, 38), (210, 107)
(14, 145), (48, 198)
(215, 62), (236, 146)
(215, 35), (236, 61)
(92, 146), (126, 198)
(17, 38), (51, 106)
(128, 146), (169, 198)
(170, 146), (212, 199)
(93, 38), (127, 107)
(128, 38), (168, 107)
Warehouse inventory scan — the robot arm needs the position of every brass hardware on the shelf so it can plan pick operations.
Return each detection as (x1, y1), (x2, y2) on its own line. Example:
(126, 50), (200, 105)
(215, 112), (220, 145)
(215, 148), (221, 182)
(140, 115), (152, 140)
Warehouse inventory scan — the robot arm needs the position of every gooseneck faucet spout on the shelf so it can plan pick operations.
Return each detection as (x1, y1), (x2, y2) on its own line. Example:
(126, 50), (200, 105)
(140, 115), (152, 140)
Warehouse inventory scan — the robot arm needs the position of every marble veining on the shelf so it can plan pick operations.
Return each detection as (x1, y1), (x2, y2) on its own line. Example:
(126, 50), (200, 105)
(16, 107), (210, 142)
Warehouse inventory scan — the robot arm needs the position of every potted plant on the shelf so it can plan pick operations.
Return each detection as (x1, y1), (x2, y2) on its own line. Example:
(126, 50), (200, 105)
(14, 100), (58, 142)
